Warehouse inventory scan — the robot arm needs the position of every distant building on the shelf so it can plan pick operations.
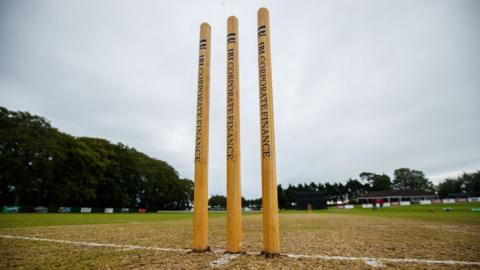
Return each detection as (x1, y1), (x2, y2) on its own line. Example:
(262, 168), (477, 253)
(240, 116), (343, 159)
(295, 192), (327, 210)
(446, 192), (469, 199)
(356, 190), (438, 203)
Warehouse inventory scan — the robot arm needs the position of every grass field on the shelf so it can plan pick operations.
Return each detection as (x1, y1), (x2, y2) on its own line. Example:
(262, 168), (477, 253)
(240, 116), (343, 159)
(1, 203), (479, 269)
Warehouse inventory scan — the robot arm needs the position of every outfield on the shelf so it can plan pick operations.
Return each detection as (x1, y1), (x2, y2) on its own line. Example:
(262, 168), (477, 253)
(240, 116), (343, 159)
(1, 203), (479, 269)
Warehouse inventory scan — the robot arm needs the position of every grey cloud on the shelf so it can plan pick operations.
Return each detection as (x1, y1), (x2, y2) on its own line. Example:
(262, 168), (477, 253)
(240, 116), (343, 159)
(1, 0), (479, 198)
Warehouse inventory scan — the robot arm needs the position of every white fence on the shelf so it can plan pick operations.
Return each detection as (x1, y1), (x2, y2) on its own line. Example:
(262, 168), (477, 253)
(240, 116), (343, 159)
(80, 207), (92, 213)
(419, 200), (432, 205)
(355, 198), (477, 209)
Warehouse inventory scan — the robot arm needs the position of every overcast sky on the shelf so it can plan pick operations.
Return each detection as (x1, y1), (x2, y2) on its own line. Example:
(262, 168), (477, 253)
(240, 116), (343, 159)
(1, 0), (479, 198)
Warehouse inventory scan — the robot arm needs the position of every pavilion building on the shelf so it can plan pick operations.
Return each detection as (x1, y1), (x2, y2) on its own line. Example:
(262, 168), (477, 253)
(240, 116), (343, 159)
(356, 190), (438, 203)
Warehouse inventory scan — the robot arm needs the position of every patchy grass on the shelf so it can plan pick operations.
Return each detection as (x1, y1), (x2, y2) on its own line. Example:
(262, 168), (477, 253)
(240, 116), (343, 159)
(1, 203), (478, 229)
(1, 204), (480, 269)
(321, 202), (480, 224)
(0, 238), (218, 270)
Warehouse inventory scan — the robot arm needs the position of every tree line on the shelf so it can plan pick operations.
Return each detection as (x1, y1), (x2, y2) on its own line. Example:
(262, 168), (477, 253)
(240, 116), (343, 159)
(2, 107), (479, 211)
(210, 169), (479, 210)
(438, 171), (480, 198)
(0, 107), (193, 210)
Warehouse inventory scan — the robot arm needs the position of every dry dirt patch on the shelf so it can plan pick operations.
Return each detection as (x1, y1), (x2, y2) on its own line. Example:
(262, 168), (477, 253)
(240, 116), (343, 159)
(0, 238), (218, 270)
(1, 213), (479, 269)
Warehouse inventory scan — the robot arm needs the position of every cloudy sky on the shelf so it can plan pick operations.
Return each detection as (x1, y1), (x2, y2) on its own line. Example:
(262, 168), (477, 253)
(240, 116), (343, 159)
(1, 0), (479, 198)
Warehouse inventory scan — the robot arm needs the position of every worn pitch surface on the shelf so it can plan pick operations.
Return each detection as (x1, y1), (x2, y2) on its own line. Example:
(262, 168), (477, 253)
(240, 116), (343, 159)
(1, 212), (479, 269)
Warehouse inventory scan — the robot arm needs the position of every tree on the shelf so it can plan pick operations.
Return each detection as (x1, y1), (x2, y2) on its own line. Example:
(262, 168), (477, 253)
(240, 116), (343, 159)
(461, 171), (480, 195)
(324, 183), (336, 199)
(0, 107), (61, 206)
(345, 178), (366, 196)
(0, 106), (194, 210)
(180, 178), (194, 209)
(245, 198), (262, 209)
(285, 184), (297, 209)
(393, 168), (434, 192)
(308, 182), (317, 192)
(438, 178), (462, 198)
(437, 171), (480, 198)
(241, 197), (247, 208)
(359, 172), (392, 191)
(208, 195), (226, 209)
(277, 184), (287, 209)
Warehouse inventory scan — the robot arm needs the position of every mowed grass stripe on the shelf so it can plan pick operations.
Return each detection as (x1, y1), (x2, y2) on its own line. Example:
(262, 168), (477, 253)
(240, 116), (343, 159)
(0, 212), (193, 228)
(287, 202), (480, 224)
(0, 211), (262, 229)
(0, 203), (479, 229)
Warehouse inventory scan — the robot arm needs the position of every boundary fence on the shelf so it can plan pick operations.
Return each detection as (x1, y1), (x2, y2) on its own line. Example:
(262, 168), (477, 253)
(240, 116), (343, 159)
(1, 206), (147, 213)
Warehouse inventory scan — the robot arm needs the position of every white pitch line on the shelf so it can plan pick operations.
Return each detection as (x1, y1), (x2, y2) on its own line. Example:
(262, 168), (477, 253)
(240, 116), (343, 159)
(0, 234), (190, 253)
(210, 253), (240, 268)
(284, 253), (480, 266)
(364, 259), (383, 268)
(2, 234), (480, 266)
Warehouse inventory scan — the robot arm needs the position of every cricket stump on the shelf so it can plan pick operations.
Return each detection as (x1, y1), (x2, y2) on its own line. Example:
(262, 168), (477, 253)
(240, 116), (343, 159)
(192, 22), (211, 252)
(226, 16), (242, 253)
(257, 7), (280, 255)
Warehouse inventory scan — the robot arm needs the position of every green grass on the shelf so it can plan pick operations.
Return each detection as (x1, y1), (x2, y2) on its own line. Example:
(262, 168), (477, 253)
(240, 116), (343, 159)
(1, 203), (479, 229)
(0, 212), (190, 229)
(0, 211), (264, 229)
(321, 202), (480, 224)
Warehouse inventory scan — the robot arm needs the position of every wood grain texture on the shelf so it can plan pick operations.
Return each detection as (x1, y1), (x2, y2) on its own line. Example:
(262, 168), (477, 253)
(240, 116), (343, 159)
(257, 7), (280, 254)
(192, 22), (211, 251)
(226, 16), (242, 253)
